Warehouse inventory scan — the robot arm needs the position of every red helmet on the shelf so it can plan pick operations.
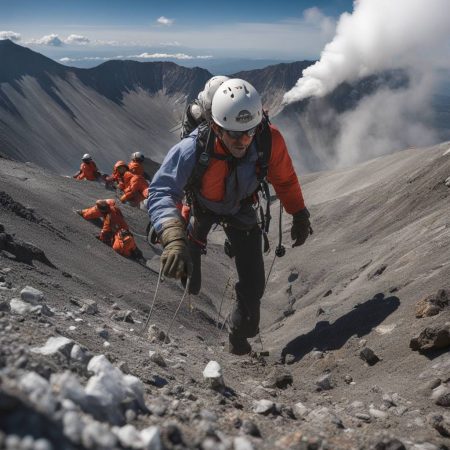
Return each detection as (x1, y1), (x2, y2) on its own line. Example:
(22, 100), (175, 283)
(114, 160), (128, 170)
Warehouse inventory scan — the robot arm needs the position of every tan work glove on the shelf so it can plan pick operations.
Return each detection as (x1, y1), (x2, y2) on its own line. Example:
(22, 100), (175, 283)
(159, 219), (192, 279)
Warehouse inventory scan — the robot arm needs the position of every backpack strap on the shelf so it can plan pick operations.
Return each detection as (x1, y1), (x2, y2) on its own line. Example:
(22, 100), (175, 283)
(184, 123), (216, 197)
(254, 115), (272, 182)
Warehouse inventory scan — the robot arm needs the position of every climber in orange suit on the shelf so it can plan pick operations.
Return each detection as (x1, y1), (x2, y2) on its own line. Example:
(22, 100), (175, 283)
(73, 154), (101, 181)
(76, 199), (143, 260)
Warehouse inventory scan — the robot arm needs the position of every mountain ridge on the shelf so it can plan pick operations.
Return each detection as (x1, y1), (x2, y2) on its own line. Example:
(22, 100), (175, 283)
(0, 40), (309, 174)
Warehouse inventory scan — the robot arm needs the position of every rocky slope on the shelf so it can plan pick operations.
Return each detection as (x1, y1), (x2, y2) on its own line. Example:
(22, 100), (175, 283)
(1, 141), (450, 449)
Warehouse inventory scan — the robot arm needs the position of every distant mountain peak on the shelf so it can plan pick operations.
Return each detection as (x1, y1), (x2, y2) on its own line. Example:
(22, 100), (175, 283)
(0, 39), (65, 83)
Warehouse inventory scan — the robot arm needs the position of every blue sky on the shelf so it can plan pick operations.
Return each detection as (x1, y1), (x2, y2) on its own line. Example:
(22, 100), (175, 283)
(0, 0), (354, 68)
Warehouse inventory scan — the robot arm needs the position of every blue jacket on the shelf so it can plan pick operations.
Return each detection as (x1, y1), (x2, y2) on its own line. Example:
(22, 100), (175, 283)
(148, 129), (261, 232)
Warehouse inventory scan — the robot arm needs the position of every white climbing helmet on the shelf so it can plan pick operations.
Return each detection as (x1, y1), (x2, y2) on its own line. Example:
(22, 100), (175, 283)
(131, 151), (144, 162)
(82, 153), (92, 162)
(200, 75), (230, 116)
(211, 78), (262, 131)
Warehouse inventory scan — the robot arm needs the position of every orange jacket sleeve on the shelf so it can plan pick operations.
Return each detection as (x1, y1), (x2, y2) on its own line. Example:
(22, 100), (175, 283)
(122, 174), (148, 202)
(75, 163), (86, 180)
(267, 125), (305, 215)
(81, 206), (103, 220)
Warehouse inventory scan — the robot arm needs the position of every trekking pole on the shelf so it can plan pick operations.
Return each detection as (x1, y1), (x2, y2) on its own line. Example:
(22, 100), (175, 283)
(141, 266), (163, 336)
(216, 272), (232, 328)
(165, 277), (191, 343)
(264, 205), (286, 290)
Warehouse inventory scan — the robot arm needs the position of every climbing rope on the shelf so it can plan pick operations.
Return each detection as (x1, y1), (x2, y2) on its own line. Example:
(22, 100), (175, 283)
(141, 266), (163, 335)
(165, 278), (191, 343)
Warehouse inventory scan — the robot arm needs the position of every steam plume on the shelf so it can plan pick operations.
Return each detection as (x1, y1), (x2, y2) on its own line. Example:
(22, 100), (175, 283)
(284, 0), (450, 103)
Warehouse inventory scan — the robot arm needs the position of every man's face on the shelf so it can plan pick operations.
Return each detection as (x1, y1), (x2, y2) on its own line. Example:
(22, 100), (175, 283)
(212, 124), (255, 159)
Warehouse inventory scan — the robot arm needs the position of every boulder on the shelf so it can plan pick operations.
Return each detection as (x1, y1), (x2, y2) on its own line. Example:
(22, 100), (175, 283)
(31, 336), (74, 358)
(415, 289), (449, 318)
(410, 324), (450, 351)
(20, 286), (44, 305)
(203, 361), (224, 390)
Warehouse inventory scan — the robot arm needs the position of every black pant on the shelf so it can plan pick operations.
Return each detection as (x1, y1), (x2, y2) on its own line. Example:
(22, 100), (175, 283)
(189, 207), (265, 339)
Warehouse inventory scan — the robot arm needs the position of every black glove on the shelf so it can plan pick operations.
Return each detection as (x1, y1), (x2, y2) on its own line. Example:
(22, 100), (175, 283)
(291, 208), (312, 247)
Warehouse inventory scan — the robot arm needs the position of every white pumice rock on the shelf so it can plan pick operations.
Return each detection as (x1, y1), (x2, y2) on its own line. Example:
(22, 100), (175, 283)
(50, 371), (87, 407)
(140, 426), (162, 450)
(62, 410), (84, 444)
(203, 360), (224, 390)
(234, 436), (254, 450)
(81, 421), (118, 449)
(123, 374), (146, 410)
(369, 407), (388, 419)
(149, 350), (167, 367)
(307, 406), (343, 428)
(61, 399), (79, 411)
(431, 384), (449, 401)
(70, 344), (89, 363)
(33, 438), (53, 450)
(20, 286), (44, 304)
(252, 399), (274, 415)
(31, 336), (74, 357)
(114, 424), (143, 449)
(85, 354), (146, 414)
(10, 298), (40, 315)
(411, 444), (441, 450)
(18, 372), (56, 415)
(85, 369), (126, 408)
(293, 401), (309, 419)
(87, 354), (114, 375)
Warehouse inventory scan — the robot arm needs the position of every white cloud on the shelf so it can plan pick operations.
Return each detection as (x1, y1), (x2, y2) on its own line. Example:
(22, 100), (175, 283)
(59, 55), (125, 64)
(31, 34), (64, 46)
(131, 52), (212, 60)
(0, 31), (21, 41)
(147, 17), (336, 59)
(159, 41), (181, 47)
(303, 7), (336, 36)
(58, 52), (212, 64)
(92, 39), (120, 46)
(157, 16), (174, 26)
(65, 34), (90, 45)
